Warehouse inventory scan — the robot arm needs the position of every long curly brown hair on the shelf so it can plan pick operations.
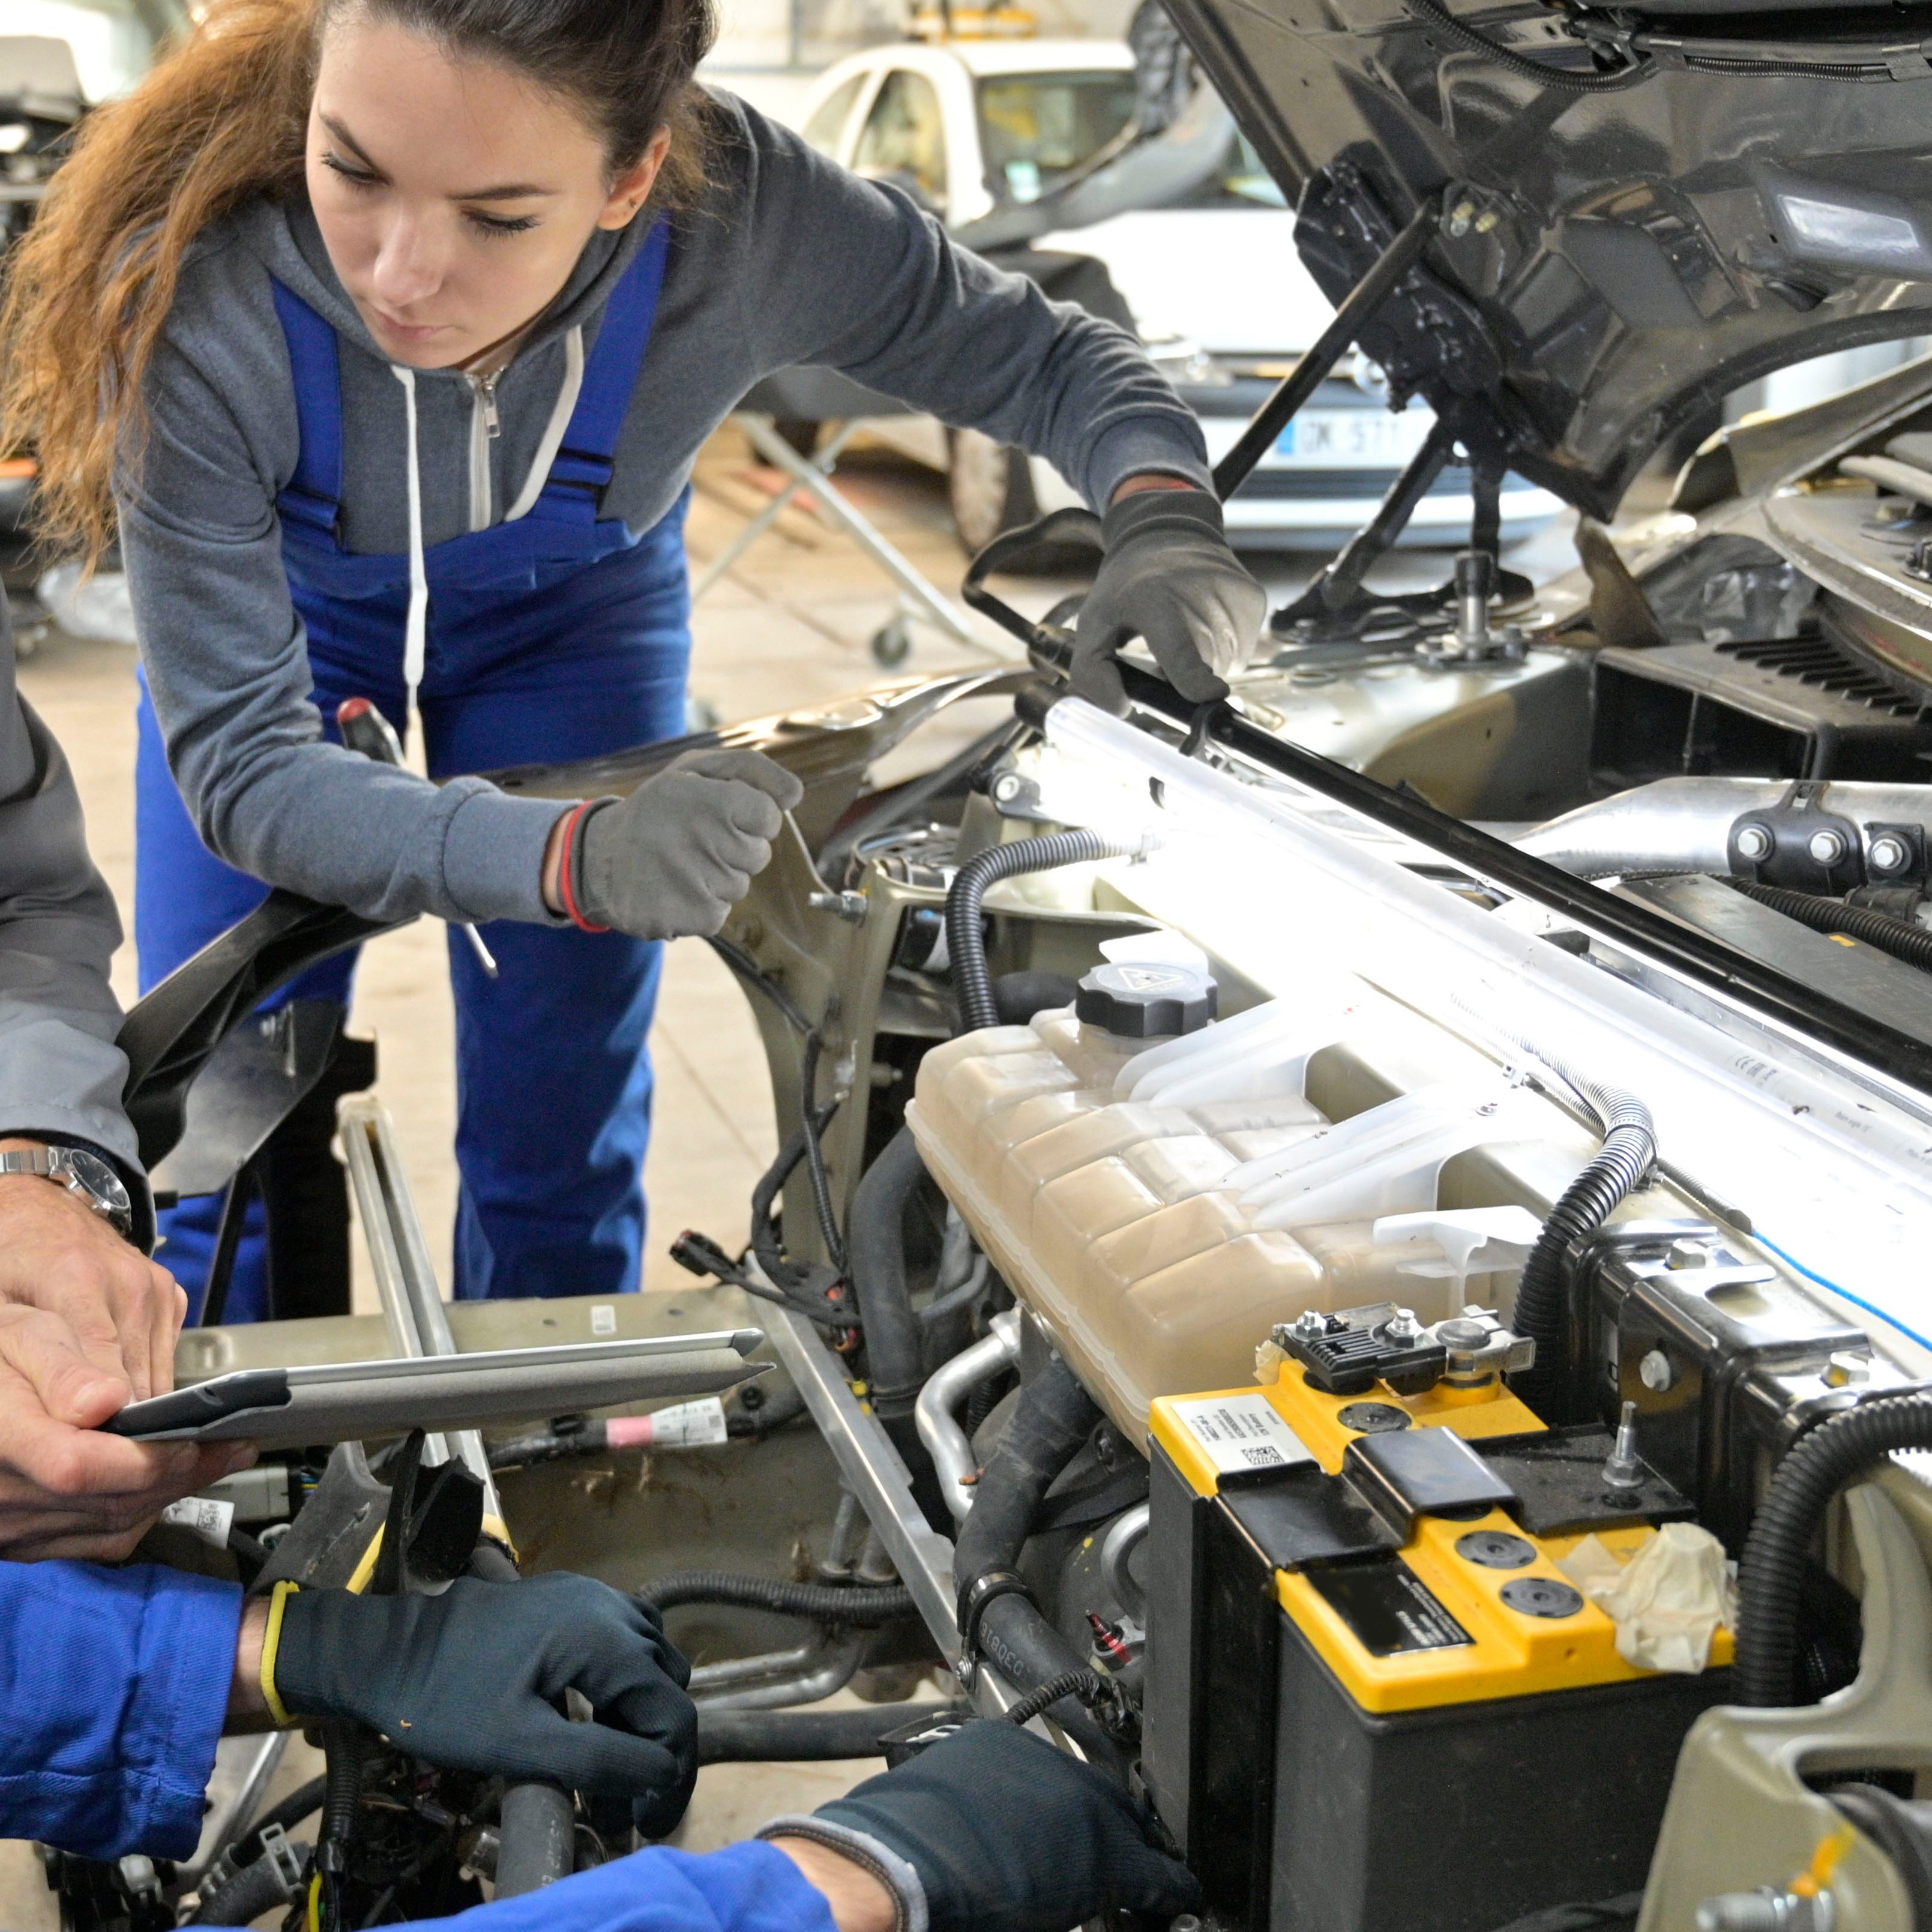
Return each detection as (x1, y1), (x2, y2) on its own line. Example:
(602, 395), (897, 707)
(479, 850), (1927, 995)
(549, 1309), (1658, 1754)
(0, 0), (715, 568)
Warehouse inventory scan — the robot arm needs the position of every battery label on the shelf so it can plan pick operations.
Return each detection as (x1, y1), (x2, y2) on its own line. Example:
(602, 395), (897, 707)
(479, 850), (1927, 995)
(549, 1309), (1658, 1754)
(1307, 1559), (1475, 1656)
(1169, 1392), (1315, 1481)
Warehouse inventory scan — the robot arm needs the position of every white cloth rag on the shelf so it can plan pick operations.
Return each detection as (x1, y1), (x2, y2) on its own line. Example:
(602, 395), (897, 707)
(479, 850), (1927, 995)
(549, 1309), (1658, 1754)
(1554, 1521), (1736, 1673)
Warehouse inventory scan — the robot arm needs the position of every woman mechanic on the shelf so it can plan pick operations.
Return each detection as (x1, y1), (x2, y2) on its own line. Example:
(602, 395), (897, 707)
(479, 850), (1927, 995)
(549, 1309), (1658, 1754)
(0, 0), (1265, 1318)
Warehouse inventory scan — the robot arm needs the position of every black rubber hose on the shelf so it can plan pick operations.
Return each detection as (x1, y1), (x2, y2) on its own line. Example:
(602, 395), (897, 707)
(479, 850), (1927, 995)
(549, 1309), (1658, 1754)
(727, 1383), (808, 1438)
(496, 1783), (574, 1899)
(1509, 1074), (1655, 1418)
(945, 830), (1137, 1034)
(952, 1358), (1115, 1752)
(1736, 1392), (1932, 1707)
(697, 1702), (972, 1763)
(1730, 880), (1932, 978)
(847, 1126), (930, 1422)
(642, 1571), (915, 1623)
(954, 1356), (1103, 1587)
(192, 1845), (310, 1925)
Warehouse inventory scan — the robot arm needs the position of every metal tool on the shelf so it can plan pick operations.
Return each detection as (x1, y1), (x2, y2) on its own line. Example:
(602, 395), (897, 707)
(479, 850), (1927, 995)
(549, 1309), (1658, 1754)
(336, 697), (498, 978)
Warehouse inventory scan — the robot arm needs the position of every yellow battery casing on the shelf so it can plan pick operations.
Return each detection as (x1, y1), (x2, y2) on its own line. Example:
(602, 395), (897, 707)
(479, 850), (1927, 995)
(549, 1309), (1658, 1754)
(1148, 1364), (1733, 1716)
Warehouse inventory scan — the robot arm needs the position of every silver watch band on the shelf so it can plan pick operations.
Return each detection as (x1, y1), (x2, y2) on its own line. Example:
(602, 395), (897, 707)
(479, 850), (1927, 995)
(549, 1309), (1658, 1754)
(0, 1143), (135, 1237)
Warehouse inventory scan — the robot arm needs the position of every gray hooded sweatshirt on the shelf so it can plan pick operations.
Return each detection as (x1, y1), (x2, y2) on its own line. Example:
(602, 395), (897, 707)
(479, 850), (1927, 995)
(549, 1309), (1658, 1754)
(117, 89), (1211, 932)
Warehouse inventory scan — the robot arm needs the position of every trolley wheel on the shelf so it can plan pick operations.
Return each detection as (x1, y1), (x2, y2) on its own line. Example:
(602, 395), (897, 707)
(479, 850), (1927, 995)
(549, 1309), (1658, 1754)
(870, 618), (912, 667)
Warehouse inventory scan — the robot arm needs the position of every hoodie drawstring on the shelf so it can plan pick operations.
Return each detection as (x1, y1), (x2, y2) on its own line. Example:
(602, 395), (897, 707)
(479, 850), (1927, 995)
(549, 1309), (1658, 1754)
(390, 363), (429, 715)
(504, 327), (585, 525)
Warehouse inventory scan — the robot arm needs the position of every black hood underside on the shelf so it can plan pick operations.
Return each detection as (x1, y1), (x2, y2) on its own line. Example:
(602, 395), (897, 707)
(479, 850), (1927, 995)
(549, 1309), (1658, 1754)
(1164, 0), (1932, 516)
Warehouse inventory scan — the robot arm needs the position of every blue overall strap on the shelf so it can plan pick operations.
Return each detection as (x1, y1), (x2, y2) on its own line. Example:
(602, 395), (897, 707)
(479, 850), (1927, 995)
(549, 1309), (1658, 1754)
(269, 278), (347, 547)
(529, 218), (670, 526)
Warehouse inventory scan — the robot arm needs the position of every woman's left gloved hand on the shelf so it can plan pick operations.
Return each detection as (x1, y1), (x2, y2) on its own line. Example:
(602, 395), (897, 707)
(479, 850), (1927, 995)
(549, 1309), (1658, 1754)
(266, 1571), (697, 1833)
(1071, 483), (1267, 714)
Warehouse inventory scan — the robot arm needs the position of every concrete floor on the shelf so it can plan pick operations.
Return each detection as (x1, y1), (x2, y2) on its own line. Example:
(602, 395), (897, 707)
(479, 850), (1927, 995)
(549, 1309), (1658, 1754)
(0, 421), (1583, 1924)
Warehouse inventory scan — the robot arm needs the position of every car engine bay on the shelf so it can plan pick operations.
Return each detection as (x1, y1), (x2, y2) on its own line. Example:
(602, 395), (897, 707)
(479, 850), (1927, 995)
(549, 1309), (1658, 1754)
(56, 0), (1932, 1922)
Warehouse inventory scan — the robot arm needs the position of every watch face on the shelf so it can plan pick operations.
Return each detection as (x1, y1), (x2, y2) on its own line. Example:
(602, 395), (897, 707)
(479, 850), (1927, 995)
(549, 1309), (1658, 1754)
(55, 1146), (132, 1222)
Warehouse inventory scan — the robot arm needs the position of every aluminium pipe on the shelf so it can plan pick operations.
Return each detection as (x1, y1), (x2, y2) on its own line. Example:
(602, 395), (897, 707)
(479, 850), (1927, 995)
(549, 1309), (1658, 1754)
(916, 1311), (1023, 1523)
(690, 1634), (865, 1711)
(1506, 777), (1932, 880)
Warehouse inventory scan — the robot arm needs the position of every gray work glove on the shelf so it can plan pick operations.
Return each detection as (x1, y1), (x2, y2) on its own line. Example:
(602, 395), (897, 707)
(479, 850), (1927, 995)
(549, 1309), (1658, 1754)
(572, 748), (804, 940)
(1073, 484), (1267, 714)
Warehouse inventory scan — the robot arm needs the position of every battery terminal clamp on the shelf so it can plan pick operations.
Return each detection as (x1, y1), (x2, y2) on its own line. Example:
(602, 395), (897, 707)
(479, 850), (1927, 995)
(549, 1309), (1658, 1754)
(1275, 1301), (1533, 1400)
(1277, 1307), (1447, 1397)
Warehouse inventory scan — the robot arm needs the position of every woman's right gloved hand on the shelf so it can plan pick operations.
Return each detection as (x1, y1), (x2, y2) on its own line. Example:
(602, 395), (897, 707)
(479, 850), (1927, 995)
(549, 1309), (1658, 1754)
(266, 1571), (699, 1834)
(764, 1719), (1201, 1932)
(564, 748), (804, 939)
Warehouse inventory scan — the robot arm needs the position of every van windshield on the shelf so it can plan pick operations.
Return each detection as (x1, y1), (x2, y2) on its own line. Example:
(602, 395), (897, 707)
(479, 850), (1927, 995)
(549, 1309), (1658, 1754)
(977, 70), (1138, 203)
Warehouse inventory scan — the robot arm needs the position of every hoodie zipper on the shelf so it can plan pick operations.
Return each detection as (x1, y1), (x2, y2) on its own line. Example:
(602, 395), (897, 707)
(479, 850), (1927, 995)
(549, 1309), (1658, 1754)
(474, 370), (502, 438)
(466, 370), (501, 532)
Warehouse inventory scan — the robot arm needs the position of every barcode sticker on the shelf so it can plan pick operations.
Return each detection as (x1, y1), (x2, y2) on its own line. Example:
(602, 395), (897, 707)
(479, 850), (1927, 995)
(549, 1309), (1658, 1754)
(643, 1398), (729, 1449)
(160, 1495), (235, 1550)
(1170, 1392), (1315, 1480)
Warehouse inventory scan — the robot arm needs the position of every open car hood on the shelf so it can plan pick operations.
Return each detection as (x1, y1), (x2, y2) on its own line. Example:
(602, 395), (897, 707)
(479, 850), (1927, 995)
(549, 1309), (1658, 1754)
(1161, 0), (1932, 516)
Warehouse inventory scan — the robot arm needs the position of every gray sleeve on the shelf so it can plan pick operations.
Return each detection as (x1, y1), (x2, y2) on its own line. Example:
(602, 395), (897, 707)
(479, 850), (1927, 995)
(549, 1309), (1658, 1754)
(0, 598), (145, 1187)
(115, 259), (570, 930)
(723, 103), (1211, 506)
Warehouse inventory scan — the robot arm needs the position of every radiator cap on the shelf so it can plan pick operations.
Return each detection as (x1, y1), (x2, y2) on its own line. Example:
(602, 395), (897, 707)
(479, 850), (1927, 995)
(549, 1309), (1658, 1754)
(1076, 961), (1217, 1038)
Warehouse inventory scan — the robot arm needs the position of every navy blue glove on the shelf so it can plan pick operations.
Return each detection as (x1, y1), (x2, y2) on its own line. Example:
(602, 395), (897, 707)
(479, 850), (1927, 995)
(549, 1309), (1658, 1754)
(271, 1571), (697, 1834)
(781, 1720), (1200, 1932)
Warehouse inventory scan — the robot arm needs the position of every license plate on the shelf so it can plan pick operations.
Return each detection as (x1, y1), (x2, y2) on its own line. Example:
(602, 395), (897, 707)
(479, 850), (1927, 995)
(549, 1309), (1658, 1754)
(1268, 408), (1435, 469)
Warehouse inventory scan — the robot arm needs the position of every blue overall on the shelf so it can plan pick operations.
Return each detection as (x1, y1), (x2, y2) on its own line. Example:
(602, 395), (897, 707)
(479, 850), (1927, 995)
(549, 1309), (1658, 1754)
(135, 223), (690, 1322)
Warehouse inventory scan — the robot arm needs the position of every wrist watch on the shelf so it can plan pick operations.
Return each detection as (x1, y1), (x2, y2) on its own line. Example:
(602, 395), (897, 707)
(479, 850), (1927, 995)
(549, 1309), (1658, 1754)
(0, 1143), (134, 1238)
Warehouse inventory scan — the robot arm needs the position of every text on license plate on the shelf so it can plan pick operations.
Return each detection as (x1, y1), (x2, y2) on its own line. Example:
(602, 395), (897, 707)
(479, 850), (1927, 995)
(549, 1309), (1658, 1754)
(1269, 409), (1434, 469)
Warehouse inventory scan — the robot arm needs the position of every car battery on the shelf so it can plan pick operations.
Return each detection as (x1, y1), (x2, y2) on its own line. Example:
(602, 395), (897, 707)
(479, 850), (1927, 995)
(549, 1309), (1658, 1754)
(1141, 1347), (1735, 1932)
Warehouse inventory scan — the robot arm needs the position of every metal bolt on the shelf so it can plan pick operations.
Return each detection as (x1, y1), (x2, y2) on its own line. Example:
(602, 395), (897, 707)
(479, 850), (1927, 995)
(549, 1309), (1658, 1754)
(1602, 1400), (1645, 1490)
(1446, 199), (1476, 236)
(807, 889), (868, 924)
(1383, 1308), (1424, 1344)
(1871, 834), (1910, 873)
(1666, 1237), (1711, 1270)
(1808, 828), (1846, 866)
(1735, 823), (1774, 862)
(991, 771), (1025, 804)
(1290, 1309), (1328, 1341)
(1639, 1348), (1677, 1392)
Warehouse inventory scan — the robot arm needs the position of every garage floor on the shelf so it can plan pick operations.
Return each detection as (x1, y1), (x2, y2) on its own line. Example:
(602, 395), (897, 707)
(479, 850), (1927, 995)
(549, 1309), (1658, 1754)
(0, 422), (1581, 1925)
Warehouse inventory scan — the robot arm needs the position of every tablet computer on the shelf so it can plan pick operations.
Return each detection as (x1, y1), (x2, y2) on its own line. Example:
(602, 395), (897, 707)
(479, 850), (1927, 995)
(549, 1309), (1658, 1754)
(103, 1329), (766, 1449)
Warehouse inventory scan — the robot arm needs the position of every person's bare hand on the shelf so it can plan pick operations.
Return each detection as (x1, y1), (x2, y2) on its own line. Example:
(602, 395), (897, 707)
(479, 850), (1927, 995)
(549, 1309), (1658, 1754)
(0, 1302), (252, 1560)
(0, 1151), (185, 1400)
(0, 1158), (252, 1560)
